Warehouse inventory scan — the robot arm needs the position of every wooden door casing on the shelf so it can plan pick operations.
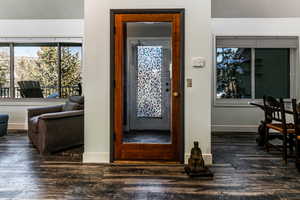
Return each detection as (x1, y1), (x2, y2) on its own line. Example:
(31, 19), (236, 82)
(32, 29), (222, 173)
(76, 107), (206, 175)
(113, 12), (183, 162)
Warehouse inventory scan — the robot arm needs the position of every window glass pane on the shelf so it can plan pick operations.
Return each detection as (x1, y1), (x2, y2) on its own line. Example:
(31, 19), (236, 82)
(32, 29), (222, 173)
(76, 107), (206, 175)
(255, 48), (290, 99)
(216, 48), (251, 99)
(15, 46), (58, 98)
(61, 46), (82, 98)
(0, 46), (10, 98)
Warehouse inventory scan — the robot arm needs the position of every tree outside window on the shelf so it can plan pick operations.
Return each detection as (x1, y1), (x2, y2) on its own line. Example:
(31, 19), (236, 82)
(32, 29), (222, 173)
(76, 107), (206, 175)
(216, 48), (251, 99)
(0, 43), (82, 99)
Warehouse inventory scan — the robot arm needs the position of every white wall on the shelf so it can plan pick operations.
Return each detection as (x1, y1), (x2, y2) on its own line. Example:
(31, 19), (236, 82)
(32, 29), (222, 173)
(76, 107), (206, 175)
(212, 0), (300, 18)
(1, 101), (63, 130)
(84, 0), (212, 164)
(212, 18), (300, 132)
(0, 0), (83, 19)
(0, 20), (83, 38)
(0, 19), (84, 129)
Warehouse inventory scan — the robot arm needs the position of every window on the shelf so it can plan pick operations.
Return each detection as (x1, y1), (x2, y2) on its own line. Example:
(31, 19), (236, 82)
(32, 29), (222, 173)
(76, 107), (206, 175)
(0, 45), (10, 98)
(0, 42), (82, 99)
(216, 48), (251, 98)
(215, 36), (298, 103)
(61, 45), (82, 98)
(255, 48), (290, 99)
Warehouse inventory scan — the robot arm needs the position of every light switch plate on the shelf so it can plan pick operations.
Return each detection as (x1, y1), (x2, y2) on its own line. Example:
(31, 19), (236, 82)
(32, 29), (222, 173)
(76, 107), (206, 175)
(187, 78), (192, 87)
(192, 57), (206, 68)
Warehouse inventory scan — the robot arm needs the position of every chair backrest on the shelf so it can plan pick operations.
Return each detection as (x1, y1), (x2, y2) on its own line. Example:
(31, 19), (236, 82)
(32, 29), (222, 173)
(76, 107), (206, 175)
(18, 81), (44, 98)
(263, 96), (287, 126)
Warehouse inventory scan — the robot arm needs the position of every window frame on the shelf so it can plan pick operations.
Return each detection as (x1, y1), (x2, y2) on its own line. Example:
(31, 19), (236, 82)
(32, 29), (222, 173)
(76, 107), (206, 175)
(0, 44), (12, 98)
(0, 41), (82, 100)
(213, 35), (298, 107)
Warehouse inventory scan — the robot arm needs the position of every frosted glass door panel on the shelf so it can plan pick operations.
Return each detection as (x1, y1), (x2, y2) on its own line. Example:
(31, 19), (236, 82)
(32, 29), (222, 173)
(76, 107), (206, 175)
(136, 46), (163, 118)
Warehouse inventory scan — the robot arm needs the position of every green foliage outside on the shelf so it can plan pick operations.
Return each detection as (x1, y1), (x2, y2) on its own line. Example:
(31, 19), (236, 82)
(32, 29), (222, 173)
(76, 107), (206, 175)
(216, 48), (251, 98)
(0, 50), (9, 88)
(15, 47), (81, 88)
(0, 46), (81, 98)
(61, 47), (81, 88)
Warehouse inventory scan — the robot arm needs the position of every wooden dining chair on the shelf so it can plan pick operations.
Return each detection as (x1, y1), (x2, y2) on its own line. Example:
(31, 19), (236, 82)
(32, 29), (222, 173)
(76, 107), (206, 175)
(263, 96), (294, 164)
(291, 99), (300, 170)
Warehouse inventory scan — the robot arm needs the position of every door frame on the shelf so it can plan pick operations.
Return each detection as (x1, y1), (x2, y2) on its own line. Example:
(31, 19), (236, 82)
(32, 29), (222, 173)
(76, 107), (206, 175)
(127, 38), (172, 131)
(110, 9), (185, 163)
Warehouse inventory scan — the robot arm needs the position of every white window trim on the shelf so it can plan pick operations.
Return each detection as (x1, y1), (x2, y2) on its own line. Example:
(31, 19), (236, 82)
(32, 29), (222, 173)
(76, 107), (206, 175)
(0, 98), (65, 106)
(0, 37), (82, 43)
(212, 35), (298, 107)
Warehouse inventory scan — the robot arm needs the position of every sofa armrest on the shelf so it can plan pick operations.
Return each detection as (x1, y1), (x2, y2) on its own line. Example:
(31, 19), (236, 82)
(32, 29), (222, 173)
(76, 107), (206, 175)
(28, 105), (63, 118)
(39, 110), (84, 120)
(37, 110), (84, 154)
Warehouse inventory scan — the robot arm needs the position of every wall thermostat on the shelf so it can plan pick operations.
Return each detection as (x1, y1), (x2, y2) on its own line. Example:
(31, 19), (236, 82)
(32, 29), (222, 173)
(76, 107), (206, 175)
(192, 57), (206, 68)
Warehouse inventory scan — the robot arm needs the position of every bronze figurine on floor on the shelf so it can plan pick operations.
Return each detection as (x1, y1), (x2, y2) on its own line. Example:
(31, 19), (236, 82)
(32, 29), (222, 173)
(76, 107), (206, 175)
(185, 141), (213, 177)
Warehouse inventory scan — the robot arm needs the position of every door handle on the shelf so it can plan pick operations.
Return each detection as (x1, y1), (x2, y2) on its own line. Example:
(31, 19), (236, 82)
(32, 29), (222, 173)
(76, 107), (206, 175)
(173, 92), (179, 97)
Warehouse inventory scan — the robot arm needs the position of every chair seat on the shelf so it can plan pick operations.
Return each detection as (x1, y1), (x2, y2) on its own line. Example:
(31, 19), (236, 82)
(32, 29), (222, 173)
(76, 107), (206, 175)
(266, 123), (295, 134)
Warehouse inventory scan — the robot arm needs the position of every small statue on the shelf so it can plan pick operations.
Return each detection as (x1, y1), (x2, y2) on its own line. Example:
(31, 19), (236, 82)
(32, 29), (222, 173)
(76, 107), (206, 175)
(185, 141), (213, 177)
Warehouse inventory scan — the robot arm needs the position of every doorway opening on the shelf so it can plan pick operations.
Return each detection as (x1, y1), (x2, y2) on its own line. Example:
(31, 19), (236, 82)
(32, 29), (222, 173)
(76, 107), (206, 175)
(111, 9), (184, 162)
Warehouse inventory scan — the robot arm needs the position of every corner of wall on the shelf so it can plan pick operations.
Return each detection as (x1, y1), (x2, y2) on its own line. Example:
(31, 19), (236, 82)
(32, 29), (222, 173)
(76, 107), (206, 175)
(83, 152), (110, 163)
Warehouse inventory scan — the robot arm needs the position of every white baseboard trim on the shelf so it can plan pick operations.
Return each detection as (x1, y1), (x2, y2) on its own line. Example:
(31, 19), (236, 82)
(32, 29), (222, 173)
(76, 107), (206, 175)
(212, 125), (258, 132)
(185, 153), (212, 165)
(83, 152), (110, 163)
(83, 152), (213, 165)
(8, 123), (27, 130)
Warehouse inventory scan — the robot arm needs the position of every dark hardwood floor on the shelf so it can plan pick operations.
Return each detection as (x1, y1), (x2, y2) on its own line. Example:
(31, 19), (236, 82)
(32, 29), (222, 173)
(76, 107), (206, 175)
(1, 131), (300, 199)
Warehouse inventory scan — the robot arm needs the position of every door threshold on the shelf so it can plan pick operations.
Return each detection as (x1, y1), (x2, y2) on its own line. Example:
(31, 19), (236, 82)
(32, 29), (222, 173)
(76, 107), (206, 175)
(113, 160), (181, 165)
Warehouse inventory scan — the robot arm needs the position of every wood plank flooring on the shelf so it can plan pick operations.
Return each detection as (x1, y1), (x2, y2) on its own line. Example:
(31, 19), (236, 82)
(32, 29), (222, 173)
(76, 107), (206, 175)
(0, 132), (300, 199)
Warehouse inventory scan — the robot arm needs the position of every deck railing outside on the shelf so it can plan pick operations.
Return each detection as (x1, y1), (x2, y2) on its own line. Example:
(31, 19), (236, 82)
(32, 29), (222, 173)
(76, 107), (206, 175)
(0, 86), (80, 98)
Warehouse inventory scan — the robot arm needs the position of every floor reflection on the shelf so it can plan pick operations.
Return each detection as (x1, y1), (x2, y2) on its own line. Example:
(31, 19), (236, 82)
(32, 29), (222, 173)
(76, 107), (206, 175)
(123, 130), (171, 144)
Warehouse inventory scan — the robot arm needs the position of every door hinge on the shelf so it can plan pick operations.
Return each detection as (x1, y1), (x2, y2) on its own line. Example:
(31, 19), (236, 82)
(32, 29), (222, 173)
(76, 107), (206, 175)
(113, 80), (116, 88)
(113, 26), (116, 34)
(113, 132), (116, 141)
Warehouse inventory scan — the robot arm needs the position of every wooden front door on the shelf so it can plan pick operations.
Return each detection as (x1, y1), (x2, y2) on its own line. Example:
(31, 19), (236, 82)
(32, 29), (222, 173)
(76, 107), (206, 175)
(112, 11), (184, 162)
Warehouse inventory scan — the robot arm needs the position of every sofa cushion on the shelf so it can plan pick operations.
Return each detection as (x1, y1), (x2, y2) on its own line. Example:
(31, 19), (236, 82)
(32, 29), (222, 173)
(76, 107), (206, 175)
(62, 101), (83, 111)
(69, 96), (84, 104)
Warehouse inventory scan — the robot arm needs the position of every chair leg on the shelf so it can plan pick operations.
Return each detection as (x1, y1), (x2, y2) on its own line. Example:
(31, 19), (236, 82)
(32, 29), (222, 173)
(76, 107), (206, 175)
(265, 128), (270, 152)
(288, 134), (294, 155)
(283, 133), (288, 164)
(296, 138), (300, 171)
(257, 122), (267, 146)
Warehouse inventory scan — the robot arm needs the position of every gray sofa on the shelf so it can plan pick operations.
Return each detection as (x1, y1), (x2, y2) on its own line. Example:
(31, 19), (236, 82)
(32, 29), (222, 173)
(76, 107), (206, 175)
(27, 96), (84, 154)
